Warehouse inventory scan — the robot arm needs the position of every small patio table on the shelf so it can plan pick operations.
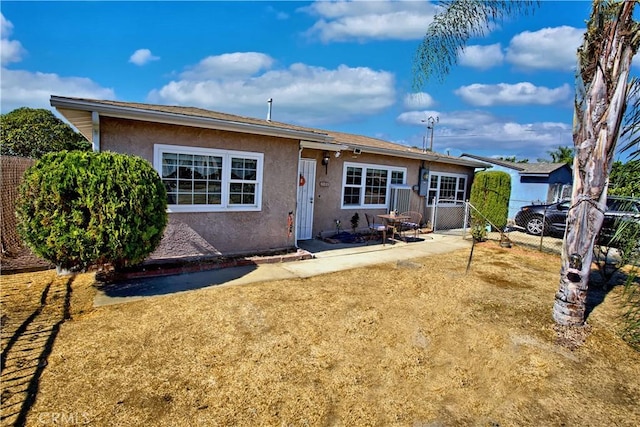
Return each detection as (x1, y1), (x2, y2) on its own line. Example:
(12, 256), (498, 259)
(377, 214), (411, 243)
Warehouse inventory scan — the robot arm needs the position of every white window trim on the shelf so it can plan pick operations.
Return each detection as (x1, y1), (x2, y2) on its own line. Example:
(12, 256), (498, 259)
(154, 144), (263, 213)
(340, 161), (407, 209)
(427, 172), (467, 206)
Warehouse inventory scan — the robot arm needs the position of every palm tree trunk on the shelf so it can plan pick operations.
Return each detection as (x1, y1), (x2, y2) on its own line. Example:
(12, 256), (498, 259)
(553, 0), (638, 326)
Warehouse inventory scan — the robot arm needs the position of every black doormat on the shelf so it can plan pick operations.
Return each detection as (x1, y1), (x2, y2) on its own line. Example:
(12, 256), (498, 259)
(323, 232), (366, 244)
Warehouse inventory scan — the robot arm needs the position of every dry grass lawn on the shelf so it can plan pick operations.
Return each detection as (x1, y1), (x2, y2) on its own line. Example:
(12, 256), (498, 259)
(2, 242), (639, 426)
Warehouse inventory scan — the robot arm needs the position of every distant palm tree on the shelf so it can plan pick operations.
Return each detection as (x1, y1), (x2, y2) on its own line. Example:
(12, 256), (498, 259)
(547, 146), (574, 165)
(414, 0), (639, 327)
(497, 156), (530, 163)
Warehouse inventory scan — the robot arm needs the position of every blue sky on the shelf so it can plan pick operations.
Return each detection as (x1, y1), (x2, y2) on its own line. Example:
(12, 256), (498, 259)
(1, 1), (638, 161)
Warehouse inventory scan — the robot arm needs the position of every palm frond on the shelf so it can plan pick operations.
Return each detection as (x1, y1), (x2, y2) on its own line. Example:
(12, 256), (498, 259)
(620, 78), (640, 159)
(413, 0), (539, 89)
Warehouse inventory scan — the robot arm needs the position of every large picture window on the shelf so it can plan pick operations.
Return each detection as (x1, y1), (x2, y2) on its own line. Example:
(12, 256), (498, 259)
(154, 144), (263, 212)
(427, 173), (467, 205)
(341, 162), (406, 208)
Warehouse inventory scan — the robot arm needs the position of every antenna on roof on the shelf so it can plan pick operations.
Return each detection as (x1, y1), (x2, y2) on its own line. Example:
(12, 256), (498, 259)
(267, 98), (273, 122)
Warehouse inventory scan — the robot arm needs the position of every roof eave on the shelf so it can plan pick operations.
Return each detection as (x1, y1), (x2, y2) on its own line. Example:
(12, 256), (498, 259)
(459, 153), (526, 171)
(50, 96), (332, 143)
(352, 145), (488, 168)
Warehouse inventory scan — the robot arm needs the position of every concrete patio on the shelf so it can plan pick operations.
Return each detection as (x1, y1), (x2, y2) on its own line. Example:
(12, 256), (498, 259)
(94, 233), (472, 306)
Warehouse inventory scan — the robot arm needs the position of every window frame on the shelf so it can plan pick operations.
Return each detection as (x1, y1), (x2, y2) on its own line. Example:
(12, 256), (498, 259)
(154, 144), (263, 213)
(340, 162), (407, 209)
(426, 172), (468, 206)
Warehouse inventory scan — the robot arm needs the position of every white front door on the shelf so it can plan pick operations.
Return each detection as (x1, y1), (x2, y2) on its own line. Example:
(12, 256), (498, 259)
(297, 159), (316, 240)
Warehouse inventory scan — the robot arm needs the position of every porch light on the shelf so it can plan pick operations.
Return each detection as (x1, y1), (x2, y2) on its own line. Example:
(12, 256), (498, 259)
(322, 152), (330, 174)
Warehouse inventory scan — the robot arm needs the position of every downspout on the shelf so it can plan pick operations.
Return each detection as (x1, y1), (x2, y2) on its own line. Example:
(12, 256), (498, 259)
(91, 111), (100, 152)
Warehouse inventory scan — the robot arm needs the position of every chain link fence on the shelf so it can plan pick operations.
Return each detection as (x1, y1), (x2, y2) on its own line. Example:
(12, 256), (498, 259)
(1, 156), (35, 256)
(427, 199), (564, 255)
(430, 199), (639, 261)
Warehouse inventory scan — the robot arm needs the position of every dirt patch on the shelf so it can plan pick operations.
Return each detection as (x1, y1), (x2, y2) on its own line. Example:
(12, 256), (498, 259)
(1, 243), (639, 426)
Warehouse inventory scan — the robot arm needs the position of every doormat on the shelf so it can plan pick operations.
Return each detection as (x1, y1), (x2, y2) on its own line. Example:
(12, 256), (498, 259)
(323, 232), (366, 244)
(403, 236), (427, 243)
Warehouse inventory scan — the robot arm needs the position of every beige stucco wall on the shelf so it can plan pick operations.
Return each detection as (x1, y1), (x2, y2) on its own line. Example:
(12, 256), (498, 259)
(302, 149), (422, 236)
(302, 149), (476, 238)
(100, 117), (299, 255)
(99, 117), (477, 252)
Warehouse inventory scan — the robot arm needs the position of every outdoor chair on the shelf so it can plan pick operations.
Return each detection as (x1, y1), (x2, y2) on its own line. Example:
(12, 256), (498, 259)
(365, 213), (390, 245)
(399, 211), (423, 238)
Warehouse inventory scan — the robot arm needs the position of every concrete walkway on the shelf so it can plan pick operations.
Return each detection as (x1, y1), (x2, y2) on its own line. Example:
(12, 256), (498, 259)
(94, 233), (471, 307)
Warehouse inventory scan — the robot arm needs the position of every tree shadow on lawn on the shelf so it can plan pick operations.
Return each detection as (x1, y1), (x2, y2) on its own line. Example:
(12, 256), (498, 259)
(585, 267), (639, 321)
(1, 276), (72, 427)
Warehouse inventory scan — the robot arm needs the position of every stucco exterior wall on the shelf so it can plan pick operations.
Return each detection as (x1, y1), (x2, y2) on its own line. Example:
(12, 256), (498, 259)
(304, 149), (476, 238)
(303, 149), (419, 237)
(98, 116), (480, 250)
(100, 117), (299, 255)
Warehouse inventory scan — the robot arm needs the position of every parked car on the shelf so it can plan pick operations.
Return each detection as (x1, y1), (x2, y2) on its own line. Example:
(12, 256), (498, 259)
(514, 196), (640, 246)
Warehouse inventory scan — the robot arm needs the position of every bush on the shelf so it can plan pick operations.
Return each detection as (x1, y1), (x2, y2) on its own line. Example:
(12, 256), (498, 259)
(469, 171), (511, 231)
(16, 151), (167, 271)
(1, 107), (91, 158)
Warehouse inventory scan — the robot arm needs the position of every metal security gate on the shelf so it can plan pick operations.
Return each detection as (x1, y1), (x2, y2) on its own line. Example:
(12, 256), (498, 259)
(428, 198), (467, 234)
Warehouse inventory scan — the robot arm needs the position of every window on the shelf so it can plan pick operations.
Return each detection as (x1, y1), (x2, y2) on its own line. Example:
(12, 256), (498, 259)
(154, 144), (263, 212)
(341, 162), (406, 208)
(427, 173), (467, 205)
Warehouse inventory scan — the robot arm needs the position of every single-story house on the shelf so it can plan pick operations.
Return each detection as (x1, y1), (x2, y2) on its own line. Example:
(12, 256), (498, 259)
(51, 96), (487, 256)
(460, 153), (573, 219)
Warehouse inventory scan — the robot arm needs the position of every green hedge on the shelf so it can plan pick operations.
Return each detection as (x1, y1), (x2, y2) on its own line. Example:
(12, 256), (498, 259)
(469, 170), (511, 231)
(16, 151), (167, 271)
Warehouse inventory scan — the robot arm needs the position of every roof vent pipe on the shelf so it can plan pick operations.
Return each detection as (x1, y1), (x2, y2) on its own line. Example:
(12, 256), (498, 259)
(267, 98), (273, 122)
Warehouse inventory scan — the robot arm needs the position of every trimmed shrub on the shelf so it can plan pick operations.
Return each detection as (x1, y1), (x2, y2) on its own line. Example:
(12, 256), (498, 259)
(16, 151), (167, 271)
(469, 171), (511, 231)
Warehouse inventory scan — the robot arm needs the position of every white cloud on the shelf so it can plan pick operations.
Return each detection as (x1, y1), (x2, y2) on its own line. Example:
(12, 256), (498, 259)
(396, 107), (572, 159)
(454, 82), (572, 107)
(0, 13), (114, 113)
(181, 52), (274, 80)
(633, 54), (639, 69)
(396, 109), (441, 126)
(1, 39), (25, 65)
(506, 26), (583, 71)
(435, 120), (571, 156)
(0, 68), (115, 113)
(148, 55), (395, 126)
(129, 49), (160, 66)
(458, 43), (504, 70)
(301, 0), (435, 42)
(1, 13), (14, 38)
(403, 92), (434, 110)
(1, 13), (26, 65)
